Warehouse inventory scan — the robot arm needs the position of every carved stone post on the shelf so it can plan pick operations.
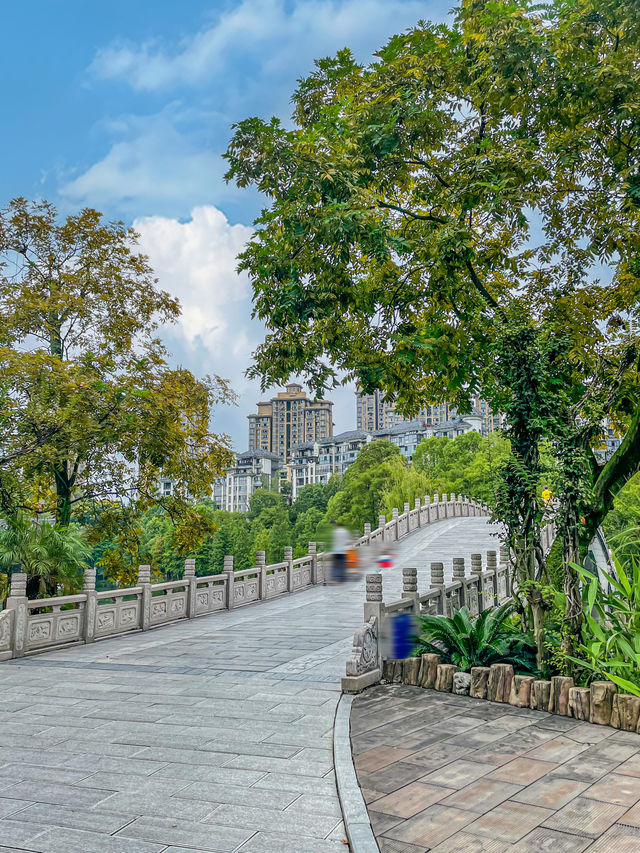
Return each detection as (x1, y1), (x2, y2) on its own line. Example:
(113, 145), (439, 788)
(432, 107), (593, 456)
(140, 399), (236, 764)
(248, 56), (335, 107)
(402, 567), (419, 615)
(470, 553), (483, 611)
(184, 558), (196, 618)
(433, 493), (440, 521)
(224, 555), (235, 609)
(138, 564), (151, 630)
(423, 496), (430, 524)
(392, 507), (399, 541)
(308, 541), (318, 583)
(83, 567), (97, 642)
(415, 498), (422, 529)
(452, 557), (465, 609)
(379, 514), (386, 544)
(430, 561), (445, 615)
(486, 550), (499, 604)
(364, 573), (384, 668)
(284, 546), (293, 592)
(6, 571), (28, 658)
(363, 523), (371, 544)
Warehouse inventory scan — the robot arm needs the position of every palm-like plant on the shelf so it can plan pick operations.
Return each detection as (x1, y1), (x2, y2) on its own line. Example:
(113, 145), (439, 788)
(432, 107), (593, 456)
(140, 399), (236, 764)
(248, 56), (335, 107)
(414, 601), (538, 673)
(0, 514), (91, 599)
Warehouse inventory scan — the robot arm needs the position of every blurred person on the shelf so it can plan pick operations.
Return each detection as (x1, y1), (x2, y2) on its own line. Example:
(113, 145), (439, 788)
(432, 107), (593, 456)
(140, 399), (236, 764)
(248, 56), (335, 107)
(331, 520), (350, 583)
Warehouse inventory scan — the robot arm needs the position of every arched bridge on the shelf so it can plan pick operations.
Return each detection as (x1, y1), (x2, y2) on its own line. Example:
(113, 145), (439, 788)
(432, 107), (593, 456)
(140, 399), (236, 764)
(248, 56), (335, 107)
(0, 504), (501, 853)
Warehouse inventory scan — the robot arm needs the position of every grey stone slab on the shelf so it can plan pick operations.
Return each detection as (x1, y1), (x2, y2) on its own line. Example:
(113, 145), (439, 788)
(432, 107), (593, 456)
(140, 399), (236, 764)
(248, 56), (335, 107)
(222, 754), (332, 776)
(510, 827), (592, 852)
(116, 815), (254, 852)
(152, 765), (267, 787)
(0, 781), (115, 808)
(0, 763), (92, 785)
(5, 802), (135, 834)
(134, 746), (252, 767)
(285, 793), (343, 818)
(24, 825), (166, 853)
(0, 797), (32, 818)
(542, 795), (627, 838)
(203, 803), (342, 838)
(79, 771), (191, 795)
(62, 754), (169, 775)
(98, 791), (217, 821)
(236, 831), (349, 852)
(251, 772), (339, 795)
(0, 820), (44, 848)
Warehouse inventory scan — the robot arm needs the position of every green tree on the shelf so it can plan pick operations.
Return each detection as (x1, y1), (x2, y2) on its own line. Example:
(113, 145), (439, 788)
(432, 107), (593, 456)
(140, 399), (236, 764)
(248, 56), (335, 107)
(225, 0), (640, 662)
(0, 199), (234, 546)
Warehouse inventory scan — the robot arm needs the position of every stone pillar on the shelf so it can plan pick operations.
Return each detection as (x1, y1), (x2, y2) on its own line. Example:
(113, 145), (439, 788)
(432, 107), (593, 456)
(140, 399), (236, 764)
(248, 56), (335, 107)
(402, 567), (419, 614)
(284, 546), (293, 593)
(308, 541), (318, 584)
(470, 666), (490, 699)
(569, 687), (591, 721)
(83, 567), (97, 642)
(364, 573), (384, 668)
(486, 551), (499, 606)
(418, 653), (440, 688)
(379, 514), (386, 544)
(403, 502), (410, 515)
(430, 562), (445, 615)
(415, 498), (422, 528)
(138, 564), (151, 630)
(433, 493), (440, 521)
(424, 496), (430, 524)
(392, 507), (399, 541)
(452, 557), (466, 608)
(610, 694), (640, 732)
(435, 663), (457, 692)
(530, 679), (551, 711)
(510, 674), (534, 708)
(224, 555), (235, 609)
(6, 571), (28, 657)
(363, 523), (371, 545)
(183, 558), (197, 619)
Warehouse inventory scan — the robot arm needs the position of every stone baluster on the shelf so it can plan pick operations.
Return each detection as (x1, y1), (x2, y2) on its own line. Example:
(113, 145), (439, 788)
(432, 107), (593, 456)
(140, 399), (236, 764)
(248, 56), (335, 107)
(470, 553), (484, 611)
(138, 564), (151, 630)
(433, 493), (440, 521)
(83, 567), (97, 642)
(486, 550), (499, 605)
(183, 558), (196, 618)
(430, 561), (445, 615)
(402, 567), (418, 612)
(424, 496), (431, 524)
(364, 573), (384, 669)
(284, 546), (294, 593)
(452, 557), (466, 609)
(363, 522), (371, 545)
(392, 507), (399, 541)
(308, 541), (318, 584)
(415, 498), (422, 528)
(379, 514), (386, 544)
(6, 570), (28, 658)
(224, 555), (235, 609)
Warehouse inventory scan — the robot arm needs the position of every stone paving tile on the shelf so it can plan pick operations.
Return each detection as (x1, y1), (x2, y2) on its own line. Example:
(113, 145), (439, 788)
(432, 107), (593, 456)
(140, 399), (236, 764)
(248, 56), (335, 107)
(0, 780), (115, 808)
(383, 803), (476, 847)
(420, 759), (495, 789)
(439, 778), (523, 813)
(236, 831), (349, 852)
(369, 809), (405, 834)
(361, 759), (434, 793)
(464, 800), (554, 843)
(511, 775), (589, 809)
(510, 827), (592, 852)
(428, 832), (509, 852)
(486, 756), (556, 785)
(16, 825), (167, 853)
(541, 795), (627, 837)
(98, 791), (218, 821)
(203, 803), (343, 837)
(525, 737), (589, 765)
(116, 816), (254, 851)
(583, 771), (640, 806)
(354, 745), (414, 774)
(4, 802), (135, 833)
(0, 797), (32, 818)
(616, 754), (640, 778)
(377, 838), (430, 853)
(620, 800), (640, 827)
(585, 822), (640, 852)
(372, 781), (450, 817)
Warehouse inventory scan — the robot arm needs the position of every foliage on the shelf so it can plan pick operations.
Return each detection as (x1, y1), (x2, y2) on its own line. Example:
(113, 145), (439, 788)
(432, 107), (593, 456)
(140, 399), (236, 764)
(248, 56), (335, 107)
(413, 432), (510, 505)
(414, 602), (537, 674)
(570, 559), (640, 696)
(0, 514), (91, 598)
(225, 0), (640, 667)
(0, 199), (234, 573)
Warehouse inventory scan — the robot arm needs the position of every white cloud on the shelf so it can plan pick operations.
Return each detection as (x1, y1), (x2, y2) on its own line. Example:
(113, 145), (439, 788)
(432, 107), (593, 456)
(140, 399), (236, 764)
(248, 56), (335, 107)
(133, 205), (355, 444)
(91, 0), (433, 92)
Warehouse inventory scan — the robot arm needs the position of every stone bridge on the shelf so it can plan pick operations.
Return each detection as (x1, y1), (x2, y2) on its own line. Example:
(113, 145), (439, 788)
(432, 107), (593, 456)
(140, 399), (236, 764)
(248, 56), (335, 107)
(0, 507), (502, 853)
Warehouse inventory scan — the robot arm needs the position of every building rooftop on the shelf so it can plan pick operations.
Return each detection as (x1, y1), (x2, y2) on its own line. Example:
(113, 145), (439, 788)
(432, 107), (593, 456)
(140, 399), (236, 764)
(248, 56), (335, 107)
(319, 429), (371, 445)
(373, 420), (425, 437)
(236, 449), (283, 462)
(433, 417), (474, 432)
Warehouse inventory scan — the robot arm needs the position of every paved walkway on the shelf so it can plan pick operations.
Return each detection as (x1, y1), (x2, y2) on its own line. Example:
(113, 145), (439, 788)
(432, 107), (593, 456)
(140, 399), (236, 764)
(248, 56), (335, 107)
(352, 684), (640, 852)
(0, 518), (498, 853)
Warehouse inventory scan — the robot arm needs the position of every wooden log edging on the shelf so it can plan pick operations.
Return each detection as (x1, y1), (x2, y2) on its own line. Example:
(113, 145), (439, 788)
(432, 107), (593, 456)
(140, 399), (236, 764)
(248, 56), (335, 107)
(382, 657), (640, 734)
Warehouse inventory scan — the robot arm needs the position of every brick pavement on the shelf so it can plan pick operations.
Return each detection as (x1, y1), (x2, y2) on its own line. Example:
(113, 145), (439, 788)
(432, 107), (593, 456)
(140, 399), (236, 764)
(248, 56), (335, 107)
(352, 684), (640, 852)
(0, 517), (497, 852)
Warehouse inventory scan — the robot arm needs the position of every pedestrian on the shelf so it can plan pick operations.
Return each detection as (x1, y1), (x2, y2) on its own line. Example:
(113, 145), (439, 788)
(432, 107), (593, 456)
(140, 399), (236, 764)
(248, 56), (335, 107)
(331, 520), (350, 583)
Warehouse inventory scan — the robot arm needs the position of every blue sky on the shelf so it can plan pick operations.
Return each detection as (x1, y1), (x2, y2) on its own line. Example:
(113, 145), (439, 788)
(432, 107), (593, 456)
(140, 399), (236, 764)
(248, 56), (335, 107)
(1, 0), (448, 447)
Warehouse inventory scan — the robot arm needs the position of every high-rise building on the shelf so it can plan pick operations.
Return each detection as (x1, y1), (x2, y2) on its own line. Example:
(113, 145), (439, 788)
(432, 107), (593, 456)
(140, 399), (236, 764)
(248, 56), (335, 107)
(212, 450), (283, 514)
(356, 389), (502, 437)
(248, 384), (333, 462)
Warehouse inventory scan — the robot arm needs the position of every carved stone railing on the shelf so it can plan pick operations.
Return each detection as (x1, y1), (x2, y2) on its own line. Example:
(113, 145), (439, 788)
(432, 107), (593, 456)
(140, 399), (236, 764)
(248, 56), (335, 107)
(0, 493), (488, 661)
(343, 545), (514, 693)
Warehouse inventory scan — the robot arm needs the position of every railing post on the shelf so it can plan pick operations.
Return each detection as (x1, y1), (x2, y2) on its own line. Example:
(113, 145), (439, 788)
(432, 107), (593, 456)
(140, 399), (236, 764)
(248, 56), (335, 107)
(486, 550), (498, 605)
(365, 573), (384, 669)
(430, 561), (445, 615)
(224, 555), (235, 609)
(284, 547), (293, 592)
(379, 515), (386, 544)
(363, 523), (371, 544)
(392, 507), (399, 541)
(470, 553), (484, 611)
(402, 567), (419, 616)
(443, 494), (449, 519)
(6, 570), (28, 658)
(83, 568), (97, 643)
(138, 564), (151, 630)
(424, 496), (431, 524)
(415, 498), (422, 528)
(433, 493), (440, 520)
(184, 558), (196, 618)
(308, 541), (318, 583)
(452, 557), (465, 608)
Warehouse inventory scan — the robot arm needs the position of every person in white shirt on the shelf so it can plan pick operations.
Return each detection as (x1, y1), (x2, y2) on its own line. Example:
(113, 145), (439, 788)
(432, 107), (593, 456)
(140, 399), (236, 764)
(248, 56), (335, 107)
(331, 521), (350, 583)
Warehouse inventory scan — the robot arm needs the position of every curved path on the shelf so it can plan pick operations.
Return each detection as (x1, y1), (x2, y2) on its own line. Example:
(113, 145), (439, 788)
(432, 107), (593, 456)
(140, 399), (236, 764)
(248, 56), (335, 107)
(0, 517), (500, 853)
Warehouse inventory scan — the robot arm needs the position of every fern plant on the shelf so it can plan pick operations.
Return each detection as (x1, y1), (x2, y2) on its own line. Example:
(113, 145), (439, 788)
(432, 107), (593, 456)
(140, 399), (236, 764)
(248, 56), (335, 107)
(414, 601), (538, 673)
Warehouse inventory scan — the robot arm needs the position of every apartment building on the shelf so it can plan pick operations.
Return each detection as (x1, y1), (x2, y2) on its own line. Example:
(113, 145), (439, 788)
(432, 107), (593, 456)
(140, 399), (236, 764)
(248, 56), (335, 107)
(248, 384), (333, 461)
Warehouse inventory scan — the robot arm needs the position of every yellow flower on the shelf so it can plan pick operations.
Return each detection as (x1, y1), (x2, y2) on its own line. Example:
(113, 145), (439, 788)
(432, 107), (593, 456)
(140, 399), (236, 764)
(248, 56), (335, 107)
(541, 489), (551, 502)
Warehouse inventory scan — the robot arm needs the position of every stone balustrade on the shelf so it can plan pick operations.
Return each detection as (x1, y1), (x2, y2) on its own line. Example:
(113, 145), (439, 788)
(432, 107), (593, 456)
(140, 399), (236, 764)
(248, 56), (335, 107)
(0, 493), (489, 662)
